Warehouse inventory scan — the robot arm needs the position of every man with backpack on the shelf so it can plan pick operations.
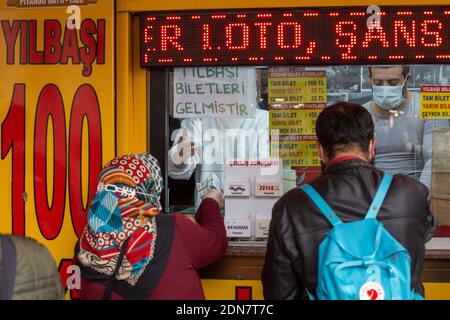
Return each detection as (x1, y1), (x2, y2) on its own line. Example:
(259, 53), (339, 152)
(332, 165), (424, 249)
(262, 102), (436, 300)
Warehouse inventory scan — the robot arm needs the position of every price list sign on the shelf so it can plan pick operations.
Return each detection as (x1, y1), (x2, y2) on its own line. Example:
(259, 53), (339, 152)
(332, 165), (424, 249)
(269, 69), (325, 167)
(420, 86), (450, 119)
(270, 136), (321, 166)
(269, 105), (322, 135)
(268, 71), (326, 104)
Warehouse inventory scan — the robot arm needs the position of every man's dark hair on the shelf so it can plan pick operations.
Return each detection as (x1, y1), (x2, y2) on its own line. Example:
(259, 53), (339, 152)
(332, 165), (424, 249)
(315, 102), (374, 159)
(368, 65), (410, 78)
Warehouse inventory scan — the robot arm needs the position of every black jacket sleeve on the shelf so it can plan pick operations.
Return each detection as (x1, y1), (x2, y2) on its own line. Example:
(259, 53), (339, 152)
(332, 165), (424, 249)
(425, 200), (437, 243)
(262, 200), (302, 300)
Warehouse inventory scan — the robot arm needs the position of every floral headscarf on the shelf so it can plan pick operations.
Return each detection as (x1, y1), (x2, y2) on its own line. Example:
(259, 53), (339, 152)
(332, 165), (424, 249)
(77, 154), (163, 286)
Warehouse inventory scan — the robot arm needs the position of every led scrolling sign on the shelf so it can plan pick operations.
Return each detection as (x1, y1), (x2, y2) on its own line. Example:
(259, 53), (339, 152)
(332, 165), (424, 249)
(140, 7), (450, 66)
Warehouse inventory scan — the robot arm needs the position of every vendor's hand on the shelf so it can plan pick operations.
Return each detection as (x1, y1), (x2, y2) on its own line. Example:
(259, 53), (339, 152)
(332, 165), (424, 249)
(202, 188), (224, 209)
(171, 134), (199, 169)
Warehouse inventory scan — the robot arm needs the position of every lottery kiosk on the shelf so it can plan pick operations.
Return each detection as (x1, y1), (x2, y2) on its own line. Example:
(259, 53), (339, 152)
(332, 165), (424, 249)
(140, 3), (450, 299)
(2, 0), (450, 300)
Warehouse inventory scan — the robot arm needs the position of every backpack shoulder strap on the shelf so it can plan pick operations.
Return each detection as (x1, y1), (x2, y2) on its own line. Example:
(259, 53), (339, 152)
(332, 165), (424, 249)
(300, 184), (343, 226)
(0, 234), (17, 300)
(365, 173), (393, 220)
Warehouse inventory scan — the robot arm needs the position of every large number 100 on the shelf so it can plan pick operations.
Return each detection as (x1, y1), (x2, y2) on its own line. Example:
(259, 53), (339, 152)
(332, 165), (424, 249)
(1, 83), (102, 238)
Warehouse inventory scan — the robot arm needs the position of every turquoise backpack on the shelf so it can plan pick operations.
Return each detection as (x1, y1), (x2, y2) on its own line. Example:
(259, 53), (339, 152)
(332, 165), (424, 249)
(300, 173), (424, 300)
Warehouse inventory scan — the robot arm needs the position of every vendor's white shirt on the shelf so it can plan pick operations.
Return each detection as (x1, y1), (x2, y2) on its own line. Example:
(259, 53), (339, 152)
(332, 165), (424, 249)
(168, 109), (270, 208)
(362, 92), (450, 189)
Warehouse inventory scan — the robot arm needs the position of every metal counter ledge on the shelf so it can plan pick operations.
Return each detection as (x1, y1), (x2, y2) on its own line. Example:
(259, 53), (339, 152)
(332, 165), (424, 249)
(199, 238), (450, 283)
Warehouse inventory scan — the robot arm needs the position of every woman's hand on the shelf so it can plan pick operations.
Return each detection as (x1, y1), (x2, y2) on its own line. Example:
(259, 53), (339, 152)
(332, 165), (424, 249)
(202, 189), (224, 209)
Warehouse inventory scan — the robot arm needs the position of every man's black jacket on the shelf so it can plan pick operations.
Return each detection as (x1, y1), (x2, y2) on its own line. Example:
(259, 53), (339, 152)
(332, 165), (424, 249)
(262, 158), (435, 299)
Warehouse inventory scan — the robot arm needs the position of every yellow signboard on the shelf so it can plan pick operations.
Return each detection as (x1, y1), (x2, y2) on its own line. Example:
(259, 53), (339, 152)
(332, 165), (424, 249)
(0, 1), (115, 297)
(268, 70), (326, 105)
(420, 86), (450, 119)
(268, 69), (325, 167)
(270, 136), (320, 167)
(269, 107), (323, 136)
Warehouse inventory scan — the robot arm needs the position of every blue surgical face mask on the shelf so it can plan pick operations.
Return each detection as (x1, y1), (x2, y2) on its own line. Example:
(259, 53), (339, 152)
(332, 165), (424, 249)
(372, 78), (407, 110)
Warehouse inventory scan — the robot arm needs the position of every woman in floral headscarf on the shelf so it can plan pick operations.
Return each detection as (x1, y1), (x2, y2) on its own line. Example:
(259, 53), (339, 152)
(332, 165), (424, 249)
(74, 153), (227, 300)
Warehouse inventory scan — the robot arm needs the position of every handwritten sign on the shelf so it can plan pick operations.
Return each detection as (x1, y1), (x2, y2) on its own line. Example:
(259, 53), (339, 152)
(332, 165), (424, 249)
(420, 86), (450, 119)
(173, 67), (256, 118)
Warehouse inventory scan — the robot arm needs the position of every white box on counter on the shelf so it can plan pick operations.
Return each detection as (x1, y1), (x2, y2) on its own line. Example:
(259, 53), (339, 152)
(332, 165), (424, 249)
(254, 181), (282, 197)
(224, 159), (282, 239)
(224, 181), (251, 197)
(255, 219), (271, 238)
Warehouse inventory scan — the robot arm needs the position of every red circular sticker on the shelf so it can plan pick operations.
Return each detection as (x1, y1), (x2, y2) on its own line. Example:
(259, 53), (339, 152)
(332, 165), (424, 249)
(359, 282), (385, 300)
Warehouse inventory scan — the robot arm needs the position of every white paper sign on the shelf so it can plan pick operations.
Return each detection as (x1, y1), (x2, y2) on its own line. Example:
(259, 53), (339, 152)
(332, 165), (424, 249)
(225, 219), (252, 238)
(255, 182), (282, 197)
(224, 181), (251, 197)
(224, 159), (281, 239)
(173, 67), (256, 119)
(255, 219), (271, 238)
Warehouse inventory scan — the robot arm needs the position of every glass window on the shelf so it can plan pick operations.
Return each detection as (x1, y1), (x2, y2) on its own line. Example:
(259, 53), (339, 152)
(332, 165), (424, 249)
(164, 64), (450, 240)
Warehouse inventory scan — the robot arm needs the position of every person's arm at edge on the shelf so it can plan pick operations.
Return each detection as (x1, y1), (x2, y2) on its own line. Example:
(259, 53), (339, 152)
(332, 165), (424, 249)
(262, 199), (302, 300)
